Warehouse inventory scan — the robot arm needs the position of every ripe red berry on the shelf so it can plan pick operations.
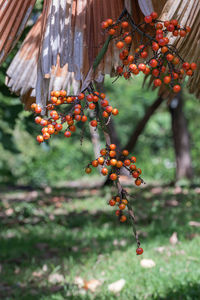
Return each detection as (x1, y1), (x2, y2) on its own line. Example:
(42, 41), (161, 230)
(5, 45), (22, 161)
(190, 63), (197, 70)
(136, 247), (143, 255)
(135, 178), (142, 186)
(78, 93), (85, 100)
(164, 76), (171, 84)
(154, 79), (162, 87)
(100, 149), (107, 156)
(121, 21), (129, 28)
(150, 59), (158, 68)
(109, 199), (116, 206)
(132, 171), (139, 178)
(92, 160), (98, 167)
(151, 11), (158, 19)
(173, 85), (181, 93)
(90, 120), (98, 127)
(144, 15), (152, 23)
(110, 144), (116, 150)
(112, 108), (119, 116)
(64, 131), (71, 137)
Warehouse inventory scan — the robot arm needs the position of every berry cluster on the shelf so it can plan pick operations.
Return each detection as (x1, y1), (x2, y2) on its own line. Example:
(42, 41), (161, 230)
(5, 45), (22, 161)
(102, 11), (197, 93)
(31, 90), (118, 143)
(85, 144), (143, 186)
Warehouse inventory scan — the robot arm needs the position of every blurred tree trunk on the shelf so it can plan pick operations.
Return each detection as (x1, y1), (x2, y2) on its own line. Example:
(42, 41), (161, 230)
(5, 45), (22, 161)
(169, 93), (193, 181)
(124, 96), (164, 151)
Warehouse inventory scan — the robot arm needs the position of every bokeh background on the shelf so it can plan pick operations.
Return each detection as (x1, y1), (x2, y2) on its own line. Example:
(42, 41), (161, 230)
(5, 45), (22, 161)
(0, 1), (200, 299)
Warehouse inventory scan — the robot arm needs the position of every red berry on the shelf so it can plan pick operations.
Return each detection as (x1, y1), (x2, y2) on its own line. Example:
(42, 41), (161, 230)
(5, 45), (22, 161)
(90, 120), (97, 127)
(150, 59), (158, 68)
(144, 15), (152, 23)
(173, 85), (181, 93)
(64, 131), (71, 137)
(151, 11), (158, 19)
(109, 199), (116, 206)
(136, 247), (143, 255)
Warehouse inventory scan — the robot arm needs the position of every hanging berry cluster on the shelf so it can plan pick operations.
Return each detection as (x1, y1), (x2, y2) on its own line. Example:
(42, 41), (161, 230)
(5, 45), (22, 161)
(30, 10), (197, 256)
(85, 144), (143, 186)
(101, 11), (197, 93)
(31, 89), (118, 143)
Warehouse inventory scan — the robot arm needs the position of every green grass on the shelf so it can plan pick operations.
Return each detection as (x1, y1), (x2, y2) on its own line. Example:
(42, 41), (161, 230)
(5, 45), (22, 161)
(0, 185), (200, 299)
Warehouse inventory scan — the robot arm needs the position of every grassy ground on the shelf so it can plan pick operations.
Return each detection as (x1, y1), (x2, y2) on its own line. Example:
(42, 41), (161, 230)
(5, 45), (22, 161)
(0, 184), (200, 300)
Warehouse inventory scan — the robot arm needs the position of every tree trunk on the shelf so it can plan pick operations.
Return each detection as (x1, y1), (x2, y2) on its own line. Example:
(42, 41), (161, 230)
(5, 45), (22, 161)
(169, 92), (193, 181)
(124, 96), (164, 151)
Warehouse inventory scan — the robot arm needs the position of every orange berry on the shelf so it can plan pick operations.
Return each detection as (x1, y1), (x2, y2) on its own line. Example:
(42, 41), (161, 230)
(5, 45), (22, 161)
(35, 116), (42, 124)
(101, 167), (108, 176)
(90, 120), (98, 127)
(81, 115), (87, 122)
(92, 160), (99, 167)
(124, 159), (131, 166)
(122, 149), (129, 156)
(108, 28), (116, 35)
(116, 41), (124, 49)
(110, 159), (117, 166)
(122, 199), (128, 205)
(164, 76), (171, 84)
(132, 171), (139, 178)
(109, 150), (116, 158)
(110, 173), (117, 181)
(36, 135), (44, 143)
(100, 149), (107, 156)
(69, 125), (76, 132)
(110, 144), (116, 150)
(55, 124), (62, 131)
(64, 131), (71, 138)
(98, 157), (104, 165)
(121, 21), (129, 28)
(112, 108), (119, 116)
(120, 215), (127, 222)
(124, 36), (132, 44)
(190, 63), (197, 70)
(115, 210), (120, 216)
(85, 167), (92, 174)
(116, 161), (123, 168)
(130, 164), (136, 171)
(31, 103), (37, 110)
(119, 203), (126, 210)
(173, 85), (181, 93)
(115, 196), (120, 202)
(154, 79), (162, 87)
(109, 199), (116, 206)
(43, 132), (50, 140)
(54, 91), (60, 98)
(135, 178), (142, 186)
(35, 106), (42, 114)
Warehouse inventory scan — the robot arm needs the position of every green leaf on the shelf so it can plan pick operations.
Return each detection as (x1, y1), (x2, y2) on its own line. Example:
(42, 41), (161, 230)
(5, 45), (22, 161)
(93, 35), (112, 71)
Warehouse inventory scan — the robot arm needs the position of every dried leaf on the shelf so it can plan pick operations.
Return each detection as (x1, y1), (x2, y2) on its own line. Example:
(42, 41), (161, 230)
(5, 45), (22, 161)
(189, 221), (200, 227)
(108, 279), (126, 293)
(140, 259), (156, 268)
(169, 232), (178, 245)
(48, 273), (64, 284)
(83, 279), (101, 292)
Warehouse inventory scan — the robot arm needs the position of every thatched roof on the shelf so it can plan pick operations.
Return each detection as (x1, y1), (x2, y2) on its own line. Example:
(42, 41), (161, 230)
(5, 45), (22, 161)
(1, 0), (199, 109)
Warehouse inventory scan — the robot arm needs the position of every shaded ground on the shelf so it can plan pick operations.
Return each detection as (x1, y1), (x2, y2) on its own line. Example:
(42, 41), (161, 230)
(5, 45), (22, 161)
(0, 185), (200, 299)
